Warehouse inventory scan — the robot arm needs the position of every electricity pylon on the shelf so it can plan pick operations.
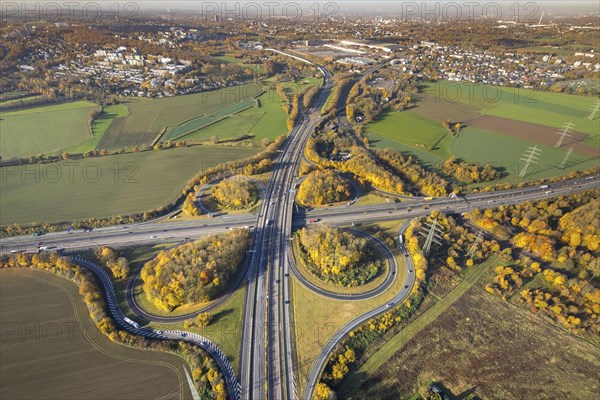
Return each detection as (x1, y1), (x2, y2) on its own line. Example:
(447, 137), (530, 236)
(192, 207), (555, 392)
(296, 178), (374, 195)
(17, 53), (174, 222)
(558, 147), (574, 170)
(418, 219), (443, 255)
(555, 121), (574, 148)
(519, 145), (542, 178)
(467, 230), (484, 258)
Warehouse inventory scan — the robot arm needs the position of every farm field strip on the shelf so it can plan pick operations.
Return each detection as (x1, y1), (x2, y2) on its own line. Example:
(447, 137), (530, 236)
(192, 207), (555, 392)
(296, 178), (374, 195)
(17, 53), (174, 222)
(0, 101), (99, 158)
(161, 99), (255, 142)
(0, 146), (258, 225)
(0, 269), (191, 400)
(96, 84), (263, 149)
(365, 83), (599, 183)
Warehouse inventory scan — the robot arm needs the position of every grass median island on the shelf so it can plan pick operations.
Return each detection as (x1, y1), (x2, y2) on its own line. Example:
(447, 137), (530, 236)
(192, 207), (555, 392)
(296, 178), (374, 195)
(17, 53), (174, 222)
(205, 178), (261, 211)
(147, 284), (247, 373)
(291, 233), (408, 395)
(140, 230), (249, 311)
(0, 145), (258, 226)
(295, 225), (384, 287)
(0, 269), (193, 400)
(83, 242), (246, 372)
(291, 237), (390, 296)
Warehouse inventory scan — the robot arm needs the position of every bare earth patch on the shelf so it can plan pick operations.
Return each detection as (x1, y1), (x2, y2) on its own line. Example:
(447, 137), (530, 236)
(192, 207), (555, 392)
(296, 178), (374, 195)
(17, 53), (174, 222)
(466, 115), (599, 157)
(412, 97), (481, 123)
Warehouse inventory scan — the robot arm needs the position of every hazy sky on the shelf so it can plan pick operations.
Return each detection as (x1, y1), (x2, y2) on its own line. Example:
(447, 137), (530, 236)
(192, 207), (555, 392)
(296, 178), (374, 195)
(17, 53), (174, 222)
(135, 1), (599, 11)
(12, 1), (600, 19)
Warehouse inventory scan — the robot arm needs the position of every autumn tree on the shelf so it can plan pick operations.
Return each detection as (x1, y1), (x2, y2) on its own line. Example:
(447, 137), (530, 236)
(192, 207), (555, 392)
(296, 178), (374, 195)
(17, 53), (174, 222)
(211, 179), (259, 210)
(182, 192), (200, 216)
(296, 170), (351, 206)
(296, 225), (382, 287)
(141, 230), (249, 311)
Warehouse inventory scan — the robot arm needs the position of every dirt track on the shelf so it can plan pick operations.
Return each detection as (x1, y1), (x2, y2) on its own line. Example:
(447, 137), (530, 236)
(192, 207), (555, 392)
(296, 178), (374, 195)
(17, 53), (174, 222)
(466, 115), (599, 157)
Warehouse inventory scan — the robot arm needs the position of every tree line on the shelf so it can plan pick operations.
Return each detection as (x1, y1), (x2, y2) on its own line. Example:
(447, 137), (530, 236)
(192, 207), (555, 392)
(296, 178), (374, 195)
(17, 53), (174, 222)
(467, 190), (600, 340)
(92, 246), (130, 280)
(441, 156), (502, 184)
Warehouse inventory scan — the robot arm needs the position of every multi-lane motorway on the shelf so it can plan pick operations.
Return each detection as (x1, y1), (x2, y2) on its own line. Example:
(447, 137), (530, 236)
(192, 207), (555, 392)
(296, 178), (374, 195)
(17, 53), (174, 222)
(4, 175), (598, 256)
(2, 54), (599, 400)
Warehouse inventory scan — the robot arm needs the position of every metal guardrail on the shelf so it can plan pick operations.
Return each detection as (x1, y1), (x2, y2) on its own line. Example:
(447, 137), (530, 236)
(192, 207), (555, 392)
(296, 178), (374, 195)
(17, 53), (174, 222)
(71, 256), (241, 400)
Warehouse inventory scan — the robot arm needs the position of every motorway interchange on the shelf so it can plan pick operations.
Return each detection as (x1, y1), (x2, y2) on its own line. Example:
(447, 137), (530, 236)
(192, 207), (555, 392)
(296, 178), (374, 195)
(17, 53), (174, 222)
(2, 56), (599, 400)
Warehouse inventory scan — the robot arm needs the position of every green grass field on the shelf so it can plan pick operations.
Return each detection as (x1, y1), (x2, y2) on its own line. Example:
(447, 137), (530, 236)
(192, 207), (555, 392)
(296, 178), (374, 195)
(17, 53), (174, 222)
(426, 81), (600, 137)
(451, 127), (599, 183)
(0, 269), (192, 400)
(184, 90), (289, 142)
(161, 99), (256, 142)
(280, 77), (323, 98)
(366, 110), (454, 158)
(66, 104), (130, 153)
(0, 101), (99, 158)
(0, 146), (257, 225)
(97, 84), (264, 149)
(366, 82), (599, 184)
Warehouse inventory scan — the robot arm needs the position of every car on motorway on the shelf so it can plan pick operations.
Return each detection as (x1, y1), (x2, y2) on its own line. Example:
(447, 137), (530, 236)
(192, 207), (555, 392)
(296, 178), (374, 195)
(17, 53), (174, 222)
(149, 235), (157, 239)
(387, 302), (396, 307)
(405, 285), (409, 289)
(32, 231), (42, 237)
